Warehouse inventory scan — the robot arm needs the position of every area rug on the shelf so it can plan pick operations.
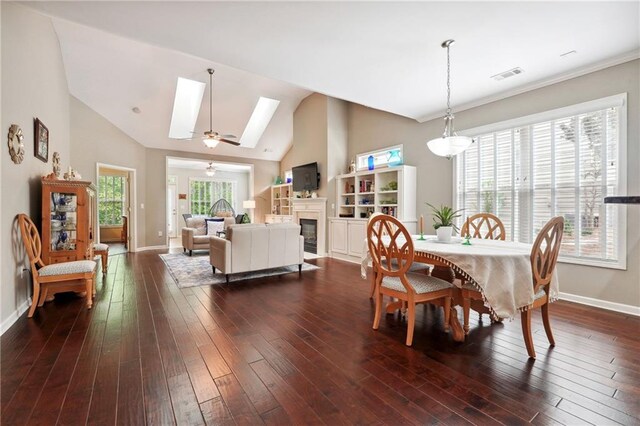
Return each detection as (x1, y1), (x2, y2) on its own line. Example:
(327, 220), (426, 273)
(159, 252), (320, 288)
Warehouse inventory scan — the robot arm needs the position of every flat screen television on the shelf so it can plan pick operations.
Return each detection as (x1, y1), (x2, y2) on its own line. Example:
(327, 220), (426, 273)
(292, 162), (320, 192)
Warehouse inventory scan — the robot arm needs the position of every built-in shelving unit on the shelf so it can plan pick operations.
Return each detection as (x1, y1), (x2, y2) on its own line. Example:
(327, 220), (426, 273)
(265, 183), (294, 223)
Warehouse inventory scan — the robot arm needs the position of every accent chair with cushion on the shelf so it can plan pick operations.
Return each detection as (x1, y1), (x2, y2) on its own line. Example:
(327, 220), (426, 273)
(182, 216), (235, 255)
(209, 223), (304, 283)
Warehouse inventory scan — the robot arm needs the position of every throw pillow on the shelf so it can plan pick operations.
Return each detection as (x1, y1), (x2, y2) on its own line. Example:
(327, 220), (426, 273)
(204, 217), (224, 234)
(206, 220), (224, 236)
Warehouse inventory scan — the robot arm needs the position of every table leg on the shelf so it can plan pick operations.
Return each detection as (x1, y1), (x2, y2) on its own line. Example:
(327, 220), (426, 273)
(449, 308), (465, 342)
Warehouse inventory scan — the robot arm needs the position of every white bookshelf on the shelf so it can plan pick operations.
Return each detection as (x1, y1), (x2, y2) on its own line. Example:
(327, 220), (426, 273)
(266, 183), (293, 222)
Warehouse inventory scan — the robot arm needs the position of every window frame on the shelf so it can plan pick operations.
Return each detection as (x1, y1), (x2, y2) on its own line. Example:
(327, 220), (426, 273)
(356, 144), (404, 171)
(453, 93), (627, 270)
(187, 177), (238, 215)
(98, 174), (127, 227)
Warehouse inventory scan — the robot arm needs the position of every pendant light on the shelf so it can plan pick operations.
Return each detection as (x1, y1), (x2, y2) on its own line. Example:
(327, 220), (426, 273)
(426, 40), (473, 159)
(205, 162), (216, 176)
(203, 69), (219, 149)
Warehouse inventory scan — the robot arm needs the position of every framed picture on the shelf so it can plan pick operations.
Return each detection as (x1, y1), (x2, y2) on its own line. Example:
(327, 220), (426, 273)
(34, 118), (49, 162)
(178, 193), (187, 200)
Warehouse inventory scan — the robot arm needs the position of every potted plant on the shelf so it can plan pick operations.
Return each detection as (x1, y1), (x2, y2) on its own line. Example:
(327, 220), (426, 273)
(426, 203), (464, 242)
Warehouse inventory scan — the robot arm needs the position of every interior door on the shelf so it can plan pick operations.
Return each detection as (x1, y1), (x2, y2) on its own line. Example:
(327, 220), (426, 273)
(167, 178), (177, 238)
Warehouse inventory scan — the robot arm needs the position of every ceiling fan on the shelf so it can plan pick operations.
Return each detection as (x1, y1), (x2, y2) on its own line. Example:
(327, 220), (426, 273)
(180, 68), (240, 148)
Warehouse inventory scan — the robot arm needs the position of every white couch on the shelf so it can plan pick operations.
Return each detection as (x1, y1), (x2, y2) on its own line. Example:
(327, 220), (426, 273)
(182, 216), (235, 255)
(209, 223), (304, 282)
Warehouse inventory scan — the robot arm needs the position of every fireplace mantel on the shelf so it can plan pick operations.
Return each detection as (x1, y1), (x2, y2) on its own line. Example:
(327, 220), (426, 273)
(292, 198), (327, 256)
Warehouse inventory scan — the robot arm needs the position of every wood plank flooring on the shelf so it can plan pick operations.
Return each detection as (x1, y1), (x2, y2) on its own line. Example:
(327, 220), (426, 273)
(2, 250), (639, 425)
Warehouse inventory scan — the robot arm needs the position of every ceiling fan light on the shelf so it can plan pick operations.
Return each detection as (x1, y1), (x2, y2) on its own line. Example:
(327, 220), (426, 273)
(205, 162), (216, 176)
(427, 135), (473, 159)
(203, 136), (219, 149)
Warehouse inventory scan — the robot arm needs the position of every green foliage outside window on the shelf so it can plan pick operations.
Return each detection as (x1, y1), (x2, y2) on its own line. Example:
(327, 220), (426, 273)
(190, 180), (235, 215)
(98, 175), (125, 225)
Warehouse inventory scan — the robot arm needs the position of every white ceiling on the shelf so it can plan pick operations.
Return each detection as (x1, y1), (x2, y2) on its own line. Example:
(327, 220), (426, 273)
(24, 1), (639, 158)
(167, 158), (251, 173)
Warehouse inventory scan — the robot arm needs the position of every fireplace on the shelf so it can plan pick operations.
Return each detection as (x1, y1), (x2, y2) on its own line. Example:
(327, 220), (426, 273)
(300, 219), (318, 254)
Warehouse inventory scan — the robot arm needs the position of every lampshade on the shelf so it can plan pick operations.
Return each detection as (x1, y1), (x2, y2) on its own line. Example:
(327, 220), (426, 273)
(427, 135), (473, 158)
(426, 39), (473, 159)
(203, 136), (219, 149)
(243, 200), (256, 209)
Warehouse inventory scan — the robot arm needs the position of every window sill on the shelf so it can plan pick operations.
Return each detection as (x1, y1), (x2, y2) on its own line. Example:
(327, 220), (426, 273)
(100, 225), (123, 229)
(558, 255), (626, 271)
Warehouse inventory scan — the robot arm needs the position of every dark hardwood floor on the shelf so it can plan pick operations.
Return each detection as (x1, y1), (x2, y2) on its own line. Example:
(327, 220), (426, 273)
(2, 251), (639, 425)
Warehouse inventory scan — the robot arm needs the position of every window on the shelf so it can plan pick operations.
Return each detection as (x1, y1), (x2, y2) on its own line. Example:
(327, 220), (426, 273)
(98, 175), (126, 226)
(189, 178), (236, 215)
(356, 144), (403, 171)
(455, 95), (626, 269)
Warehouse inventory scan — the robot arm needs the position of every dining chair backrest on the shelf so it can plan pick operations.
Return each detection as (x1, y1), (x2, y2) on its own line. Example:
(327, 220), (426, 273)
(367, 214), (414, 277)
(461, 213), (506, 240)
(18, 214), (45, 274)
(530, 216), (564, 293)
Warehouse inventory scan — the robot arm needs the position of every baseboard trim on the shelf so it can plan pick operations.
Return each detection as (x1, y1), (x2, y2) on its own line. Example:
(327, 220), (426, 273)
(558, 292), (640, 316)
(135, 245), (168, 252)
(1, 298), (32, 335)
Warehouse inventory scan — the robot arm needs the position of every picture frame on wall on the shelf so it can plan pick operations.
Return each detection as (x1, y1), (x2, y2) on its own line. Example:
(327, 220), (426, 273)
(34, 118), (49, 162)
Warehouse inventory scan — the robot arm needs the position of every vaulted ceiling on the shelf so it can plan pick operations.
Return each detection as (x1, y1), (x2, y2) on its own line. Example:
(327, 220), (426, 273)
(24, 1), (640, 161)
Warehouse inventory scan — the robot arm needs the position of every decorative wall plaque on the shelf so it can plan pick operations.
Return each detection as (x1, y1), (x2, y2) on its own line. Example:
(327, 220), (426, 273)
(8, 124), (25, 164)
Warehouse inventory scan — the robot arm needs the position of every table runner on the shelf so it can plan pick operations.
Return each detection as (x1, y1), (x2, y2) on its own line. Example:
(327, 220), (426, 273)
(362, 236), (559, 319)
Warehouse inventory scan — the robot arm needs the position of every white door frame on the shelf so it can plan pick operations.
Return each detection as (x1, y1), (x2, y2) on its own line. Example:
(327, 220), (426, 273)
(167, 175), (178, 238)
(96, 162), (138, 252)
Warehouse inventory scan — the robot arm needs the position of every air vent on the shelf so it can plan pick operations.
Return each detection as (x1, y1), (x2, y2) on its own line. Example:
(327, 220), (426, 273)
(491, 67), (525, 81)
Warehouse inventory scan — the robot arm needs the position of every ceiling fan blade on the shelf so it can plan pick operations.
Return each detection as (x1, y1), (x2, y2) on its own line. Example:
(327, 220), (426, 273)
(220, 134), (237, 139)
(220, 138), (241, 146)
(174, 137), (198, 141)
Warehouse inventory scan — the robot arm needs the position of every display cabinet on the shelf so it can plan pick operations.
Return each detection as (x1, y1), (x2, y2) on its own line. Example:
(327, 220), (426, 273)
(41, 178), (97, 265)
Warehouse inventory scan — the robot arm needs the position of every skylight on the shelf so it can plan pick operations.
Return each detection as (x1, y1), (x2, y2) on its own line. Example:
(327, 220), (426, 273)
(168, 77), (206, 139)
(239, 97), (280, 148)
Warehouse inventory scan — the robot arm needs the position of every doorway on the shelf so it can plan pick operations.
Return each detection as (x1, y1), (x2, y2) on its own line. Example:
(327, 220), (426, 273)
(167, 175), (178, 238)
(96, 163), (137, 252)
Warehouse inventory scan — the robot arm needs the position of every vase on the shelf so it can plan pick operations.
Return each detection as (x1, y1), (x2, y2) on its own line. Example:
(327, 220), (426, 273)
(436, 226), (453, 242)
(367, 155), (374, 171)
(387, 149), (403, 167)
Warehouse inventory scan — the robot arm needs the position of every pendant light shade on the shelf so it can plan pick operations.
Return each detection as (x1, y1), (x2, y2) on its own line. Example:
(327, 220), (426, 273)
(427, 40), (473, 159)
(203, 136), (219, 149)
(205, 162), (216, 176)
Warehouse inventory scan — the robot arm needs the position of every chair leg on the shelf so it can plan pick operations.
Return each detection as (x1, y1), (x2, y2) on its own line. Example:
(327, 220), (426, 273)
(101, 252), (108, 273)
(405, 302), (416, 346)
(189, 250), (193, 256)
(521, 309), (536, 358)
(443, 297), (451, 332)
(541, 303), (555, 346)
(212, 266), (216, 274)
(372, 290), (383, 330)
(28, 282), (40, 318)
(86, 279), (93, 309)
(38, 288), (48, 307)
(370, 272), (376, 299)
(462, 296), (471, 334)
(225, 274), (230, 283)
(298, 264), (302, 274)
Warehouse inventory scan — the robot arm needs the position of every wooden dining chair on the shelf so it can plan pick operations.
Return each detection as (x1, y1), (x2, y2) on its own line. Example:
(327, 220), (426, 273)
(522, 216), (564, 358)
(461, 212), (506, 240)
(368, 214), (455, 346)
(459, 213), (506, 334)
(18, 214), (97, 318)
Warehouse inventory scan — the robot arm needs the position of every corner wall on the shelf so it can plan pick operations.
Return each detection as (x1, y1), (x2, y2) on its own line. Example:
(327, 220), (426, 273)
(1, 3), (72, 330)
(347, 60), (640, 308)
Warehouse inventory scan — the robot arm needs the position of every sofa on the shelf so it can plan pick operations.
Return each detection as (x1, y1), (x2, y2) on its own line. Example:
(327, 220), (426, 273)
(209, 223), (304, 282)
(182, 216), (235, 255)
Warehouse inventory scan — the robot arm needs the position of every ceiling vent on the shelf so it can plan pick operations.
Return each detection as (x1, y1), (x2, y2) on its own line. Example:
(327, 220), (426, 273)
(491, 67), (524, 81)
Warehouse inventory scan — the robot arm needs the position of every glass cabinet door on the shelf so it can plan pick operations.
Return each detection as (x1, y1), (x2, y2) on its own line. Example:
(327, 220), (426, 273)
(49, 192), (78, 251)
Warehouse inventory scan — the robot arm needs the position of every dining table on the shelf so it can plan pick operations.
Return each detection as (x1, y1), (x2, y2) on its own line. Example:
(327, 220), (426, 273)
(361, 235), (560, 342)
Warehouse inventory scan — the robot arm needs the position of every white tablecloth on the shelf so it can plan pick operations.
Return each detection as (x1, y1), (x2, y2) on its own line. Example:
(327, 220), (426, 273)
(361, 236), (559, 319)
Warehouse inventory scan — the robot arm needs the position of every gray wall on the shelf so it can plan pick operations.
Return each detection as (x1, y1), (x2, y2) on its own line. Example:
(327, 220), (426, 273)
(1, 3), (71, 327)
(347, 60), (640, 307)
(145, 148), (279, 247)
(70, 96), (148, 248)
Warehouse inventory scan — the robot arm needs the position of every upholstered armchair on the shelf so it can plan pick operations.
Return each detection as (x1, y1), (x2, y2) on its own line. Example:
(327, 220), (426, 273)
(182, 216), (235, 255)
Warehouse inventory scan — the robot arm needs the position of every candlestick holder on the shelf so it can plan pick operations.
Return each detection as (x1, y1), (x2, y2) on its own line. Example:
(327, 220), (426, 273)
(462, 235), (472, 245)
(417, 232), (426, 241)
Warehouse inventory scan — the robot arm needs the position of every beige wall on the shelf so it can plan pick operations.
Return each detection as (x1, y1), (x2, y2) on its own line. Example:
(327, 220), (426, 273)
(145, 149), (279, 247)
(347, 60), (640, 308)
(70, 96), (147, 248)
(326, 97), (349, 217)
(1, 3), (71, 327)
(281, 93), (329, 196)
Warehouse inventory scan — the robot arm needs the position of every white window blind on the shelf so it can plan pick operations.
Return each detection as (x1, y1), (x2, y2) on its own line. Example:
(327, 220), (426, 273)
(455, 95), (626, 269)
(189, 179), (236, 215)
